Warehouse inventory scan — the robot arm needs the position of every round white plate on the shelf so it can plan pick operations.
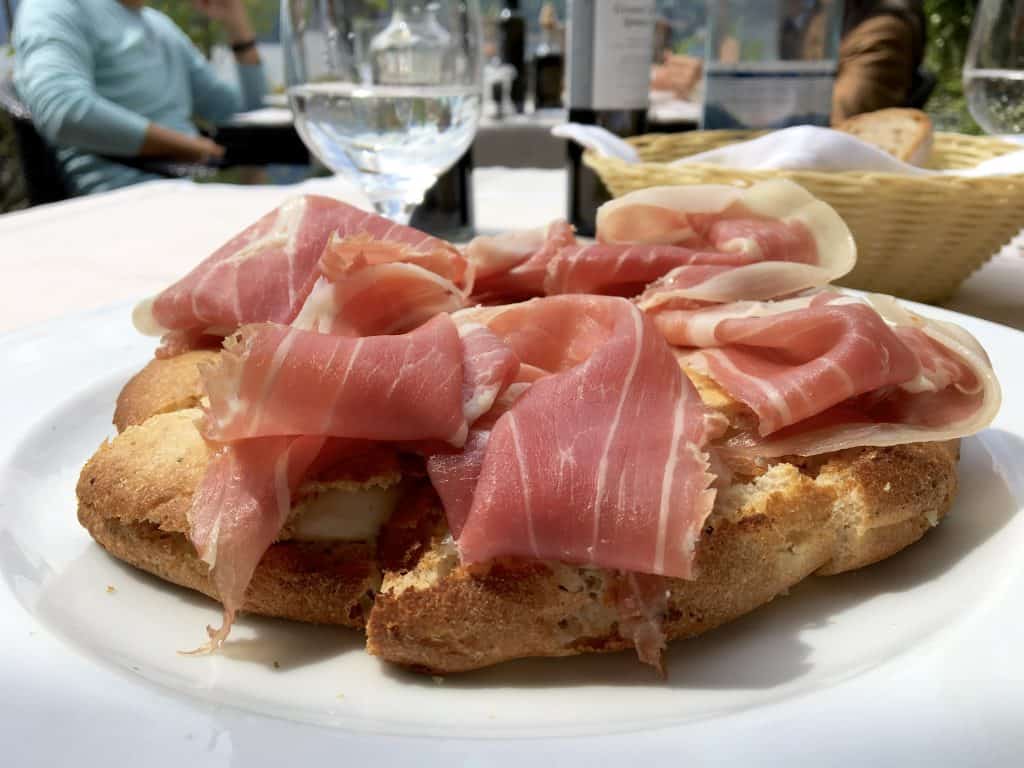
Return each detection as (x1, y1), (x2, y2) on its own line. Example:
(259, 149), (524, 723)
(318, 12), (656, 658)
(2, 302), (1023, 767)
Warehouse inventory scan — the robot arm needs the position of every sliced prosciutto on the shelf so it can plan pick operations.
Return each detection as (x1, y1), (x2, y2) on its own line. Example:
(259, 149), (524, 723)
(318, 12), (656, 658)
(139, 196), (460, 337)
(544, 242), (760, 296)
(201, 314), (468, 445)
(658, 290), (1001, 457)
(612, 572), (670, 674)
(292, 230), (471, 337)
(425, 321), (524, 539)
(292, 267), (464, 337)
(319, 231), (471, 292)
(427, 379), (529, 538)
(186, 434), (326, 651)
(451, 296), (718, 580)
(466, 219), (576, 300)
(599, 180), (856, 305)
(187, 303), (512, 652)
(457, 323), (521, 426)
(464, 181), (853, 306)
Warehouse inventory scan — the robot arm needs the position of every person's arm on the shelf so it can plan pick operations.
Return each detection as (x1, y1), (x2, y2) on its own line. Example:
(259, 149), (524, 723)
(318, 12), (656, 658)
(186, 0), (268, 122)
(13, 0), (221, 161)
(139, 123), (225, 162)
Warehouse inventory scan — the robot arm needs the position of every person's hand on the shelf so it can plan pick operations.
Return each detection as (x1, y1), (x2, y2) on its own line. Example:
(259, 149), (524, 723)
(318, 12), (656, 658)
(139, 123), (226, 163)
(193, 0), (254, 44)
(650, 54), (703, 100)
(189, 135), (227, 164)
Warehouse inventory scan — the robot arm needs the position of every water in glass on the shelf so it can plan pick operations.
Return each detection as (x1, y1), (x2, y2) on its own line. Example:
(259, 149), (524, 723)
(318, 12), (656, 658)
(282, 1), (483, 223)
(964, 0), (1024, 135)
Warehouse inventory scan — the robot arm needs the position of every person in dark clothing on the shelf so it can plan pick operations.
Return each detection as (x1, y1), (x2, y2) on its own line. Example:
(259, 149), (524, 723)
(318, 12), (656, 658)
(832, 0), (927, 123)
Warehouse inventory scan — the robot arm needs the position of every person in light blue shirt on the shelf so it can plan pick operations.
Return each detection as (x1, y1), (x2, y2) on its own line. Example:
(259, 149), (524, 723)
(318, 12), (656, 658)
(13, 0), (266, 195)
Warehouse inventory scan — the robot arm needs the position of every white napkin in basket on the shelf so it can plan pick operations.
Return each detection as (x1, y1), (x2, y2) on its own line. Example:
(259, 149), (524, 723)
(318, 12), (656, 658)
(553, 123), (1024, 177)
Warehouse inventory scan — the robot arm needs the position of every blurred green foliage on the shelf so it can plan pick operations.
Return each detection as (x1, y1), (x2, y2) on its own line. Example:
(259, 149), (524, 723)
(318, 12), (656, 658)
(924, 0), (980, 132)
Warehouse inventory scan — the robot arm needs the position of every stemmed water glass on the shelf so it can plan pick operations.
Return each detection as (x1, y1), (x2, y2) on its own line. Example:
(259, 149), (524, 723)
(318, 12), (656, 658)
(281, 0), (483, 223)
(963, 0), (1024, 135)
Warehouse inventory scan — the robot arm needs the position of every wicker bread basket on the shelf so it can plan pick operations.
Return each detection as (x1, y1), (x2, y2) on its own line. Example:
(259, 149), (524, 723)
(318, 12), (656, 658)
(585, 131), (1024, 303)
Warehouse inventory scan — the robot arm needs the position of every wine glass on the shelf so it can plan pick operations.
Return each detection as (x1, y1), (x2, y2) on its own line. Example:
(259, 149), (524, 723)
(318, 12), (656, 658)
(964, 0), (1024, 135)
(281, 0), (483, 223)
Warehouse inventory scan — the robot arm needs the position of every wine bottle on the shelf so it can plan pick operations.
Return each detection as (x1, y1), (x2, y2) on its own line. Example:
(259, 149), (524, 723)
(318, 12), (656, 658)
(410, 148), (475, 242)
(566, 0), (655, 237)
(497, 0), (526, 114)
(532, 3), (564, 110)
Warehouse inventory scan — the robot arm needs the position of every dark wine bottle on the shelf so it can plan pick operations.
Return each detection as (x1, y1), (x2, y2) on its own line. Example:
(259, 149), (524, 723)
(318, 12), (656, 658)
(498, 0), (526, 114)
(531, 3), (564, 110)
(410, 148), (475, 242)
(566, 0), (655, 237)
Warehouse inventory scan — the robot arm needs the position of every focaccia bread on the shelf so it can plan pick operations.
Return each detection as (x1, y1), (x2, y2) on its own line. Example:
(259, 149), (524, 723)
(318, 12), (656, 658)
(79, 409), (384, 628)
(836, 107), (934, 166)
(77, 354), (958, 672)
(367, 440), (956, 672)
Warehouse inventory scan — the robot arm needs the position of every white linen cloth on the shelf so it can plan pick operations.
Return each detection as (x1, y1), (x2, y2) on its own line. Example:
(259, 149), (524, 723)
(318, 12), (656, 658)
(0, 168), (1020, 334)
(555, 123), (1024, 177)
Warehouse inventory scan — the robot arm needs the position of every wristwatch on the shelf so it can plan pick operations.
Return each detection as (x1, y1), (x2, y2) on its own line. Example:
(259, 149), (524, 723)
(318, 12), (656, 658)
(231, 39), (257, 55)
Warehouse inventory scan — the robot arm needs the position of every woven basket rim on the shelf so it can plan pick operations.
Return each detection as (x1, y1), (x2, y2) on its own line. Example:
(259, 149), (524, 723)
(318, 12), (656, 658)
(585, 131), (1024, 183)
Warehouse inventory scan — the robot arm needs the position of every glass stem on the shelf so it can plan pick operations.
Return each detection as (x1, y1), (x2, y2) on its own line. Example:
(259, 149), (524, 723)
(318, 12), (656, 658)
(371, 197), (420, 226)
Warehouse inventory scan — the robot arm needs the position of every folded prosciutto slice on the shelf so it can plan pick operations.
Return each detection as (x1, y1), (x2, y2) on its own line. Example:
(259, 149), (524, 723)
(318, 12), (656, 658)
(463, 181), (854, 307)
(544, 242), (760, 296)
(188, 292), (515, 652)
(465, 219), (576, 299)
(600, 180), (856, 306)
(186, 434), (326, 651)
(426, 379), (530, 539)
(138, 196), (459, 339)
(292, 267), (464, 337)
(449, 296), (718, 580)
(659, 291), (1001, 457)
(291, 231), (471, 337)
(201, 314), (469, 445)
(457, 323), (522, 426)
(318, 231), (471, 292)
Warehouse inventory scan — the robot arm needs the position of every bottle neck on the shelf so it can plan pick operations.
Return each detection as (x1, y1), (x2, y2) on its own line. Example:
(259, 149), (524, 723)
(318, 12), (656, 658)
(538, 24), (560, 54)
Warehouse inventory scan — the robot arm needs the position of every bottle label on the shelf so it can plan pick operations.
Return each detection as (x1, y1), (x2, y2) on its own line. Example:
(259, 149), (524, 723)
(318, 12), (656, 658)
(568, 0), (655, 110)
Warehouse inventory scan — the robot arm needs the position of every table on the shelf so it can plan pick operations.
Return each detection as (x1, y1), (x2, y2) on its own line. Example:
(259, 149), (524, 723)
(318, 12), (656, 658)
(0, 168), (1020, 333)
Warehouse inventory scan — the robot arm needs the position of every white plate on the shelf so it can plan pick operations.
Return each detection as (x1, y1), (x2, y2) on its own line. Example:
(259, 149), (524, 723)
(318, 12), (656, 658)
(2, 302), (1023, 767)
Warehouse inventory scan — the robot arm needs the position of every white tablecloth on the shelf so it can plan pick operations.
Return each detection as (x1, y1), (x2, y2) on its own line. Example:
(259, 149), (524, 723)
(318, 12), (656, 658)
(0, 168), (1021, 333)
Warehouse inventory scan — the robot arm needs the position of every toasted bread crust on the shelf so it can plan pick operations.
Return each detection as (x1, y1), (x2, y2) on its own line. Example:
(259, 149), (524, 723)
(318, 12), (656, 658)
(78, 409), (379, 628)
(114, 351), (217, 432)
(366, 442), (958, 673)
(80, 354), (960, 672)
(79, 513), (379, 628)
